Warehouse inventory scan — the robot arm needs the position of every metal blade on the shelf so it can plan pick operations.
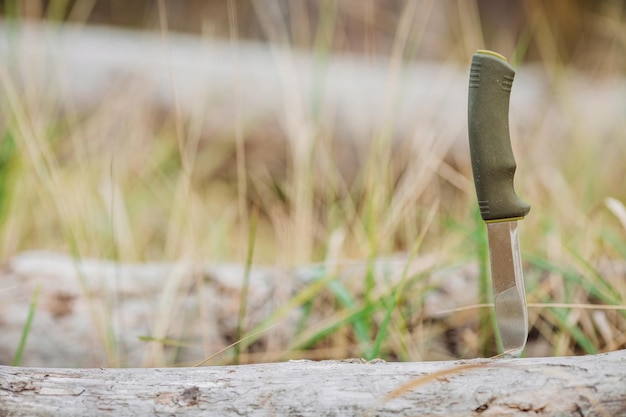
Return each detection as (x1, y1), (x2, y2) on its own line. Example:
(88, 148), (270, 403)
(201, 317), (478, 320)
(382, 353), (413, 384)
(486, 220), (528, 357)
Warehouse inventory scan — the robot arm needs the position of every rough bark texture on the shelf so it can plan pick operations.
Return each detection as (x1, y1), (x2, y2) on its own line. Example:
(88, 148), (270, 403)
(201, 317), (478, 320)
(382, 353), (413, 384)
(1, 351), (625, 416)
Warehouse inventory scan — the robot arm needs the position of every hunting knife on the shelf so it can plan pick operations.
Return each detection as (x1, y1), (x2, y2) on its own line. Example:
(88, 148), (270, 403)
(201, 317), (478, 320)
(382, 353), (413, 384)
(468, 50), (531, 357)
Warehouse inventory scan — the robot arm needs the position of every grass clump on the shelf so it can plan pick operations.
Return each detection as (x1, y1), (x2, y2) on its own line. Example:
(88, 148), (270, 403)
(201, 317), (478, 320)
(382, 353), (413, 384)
(0, 1), (625, 365)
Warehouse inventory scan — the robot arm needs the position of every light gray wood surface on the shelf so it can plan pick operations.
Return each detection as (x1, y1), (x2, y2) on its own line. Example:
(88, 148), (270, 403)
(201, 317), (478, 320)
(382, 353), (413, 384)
(1, 350), (625, 416)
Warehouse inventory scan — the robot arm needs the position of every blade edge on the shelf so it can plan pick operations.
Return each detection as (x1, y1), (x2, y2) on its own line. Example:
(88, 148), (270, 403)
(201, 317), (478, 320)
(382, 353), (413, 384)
(487, 221), (528, 356)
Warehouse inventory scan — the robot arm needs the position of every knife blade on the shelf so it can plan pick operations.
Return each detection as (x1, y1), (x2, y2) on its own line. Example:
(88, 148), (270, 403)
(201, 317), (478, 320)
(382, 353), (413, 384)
(467, 50), (531, 357)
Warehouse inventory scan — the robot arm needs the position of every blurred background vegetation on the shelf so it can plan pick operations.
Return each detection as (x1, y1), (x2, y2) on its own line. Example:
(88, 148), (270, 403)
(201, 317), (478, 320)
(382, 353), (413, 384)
(0, 0), (624, 364)
(1, 0), (624, 70)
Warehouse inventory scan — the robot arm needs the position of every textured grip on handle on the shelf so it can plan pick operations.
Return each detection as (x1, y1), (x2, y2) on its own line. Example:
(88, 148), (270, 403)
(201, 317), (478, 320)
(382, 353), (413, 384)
(468, 50), (530, 222)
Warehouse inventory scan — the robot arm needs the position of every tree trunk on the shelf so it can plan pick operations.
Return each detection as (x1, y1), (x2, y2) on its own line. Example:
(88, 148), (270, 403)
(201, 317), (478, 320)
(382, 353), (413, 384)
(1, 350), (625, 416)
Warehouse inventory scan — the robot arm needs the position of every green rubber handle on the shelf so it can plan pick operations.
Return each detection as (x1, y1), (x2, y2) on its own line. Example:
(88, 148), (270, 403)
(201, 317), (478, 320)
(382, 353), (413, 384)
(468, 50), (530, 222)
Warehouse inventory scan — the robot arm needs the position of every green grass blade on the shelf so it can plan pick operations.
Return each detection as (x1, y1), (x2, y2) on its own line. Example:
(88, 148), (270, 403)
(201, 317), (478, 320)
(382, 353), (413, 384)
(368, 285), (397, 360)
(327, 280), (370, 348)
(528, 255), (621, 307)
(234, 207), (258, 364)
(603, 230), (626, 259)
(470, 208), (497, 355)
(369, 202), (438, 359)
(12, 284), (41, 366)
(545, 307), (598, 354)
(138, 335), (195, 348)
(290, 302), (378, 352)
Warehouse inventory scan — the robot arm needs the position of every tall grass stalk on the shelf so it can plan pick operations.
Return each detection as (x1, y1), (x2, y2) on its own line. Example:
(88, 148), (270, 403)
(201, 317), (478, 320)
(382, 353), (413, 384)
(369, 200), (438, 359)
(234, 207), (258, 364)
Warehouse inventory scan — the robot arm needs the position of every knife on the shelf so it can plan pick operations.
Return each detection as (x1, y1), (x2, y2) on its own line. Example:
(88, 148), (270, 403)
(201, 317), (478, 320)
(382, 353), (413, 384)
(467, 50), (531, 357)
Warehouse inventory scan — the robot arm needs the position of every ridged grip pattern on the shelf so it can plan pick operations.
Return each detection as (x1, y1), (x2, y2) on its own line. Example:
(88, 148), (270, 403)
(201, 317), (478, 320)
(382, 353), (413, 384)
(468, 51), (530, 221)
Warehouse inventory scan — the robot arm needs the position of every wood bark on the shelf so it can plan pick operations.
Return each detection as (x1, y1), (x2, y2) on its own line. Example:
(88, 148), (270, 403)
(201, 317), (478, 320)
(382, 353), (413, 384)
(1, 350), (625, 416)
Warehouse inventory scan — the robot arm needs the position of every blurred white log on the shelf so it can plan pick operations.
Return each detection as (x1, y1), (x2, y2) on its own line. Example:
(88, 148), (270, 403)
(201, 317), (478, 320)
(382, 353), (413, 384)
(0, 250), (468, 368)
(0, 19), (623, 159)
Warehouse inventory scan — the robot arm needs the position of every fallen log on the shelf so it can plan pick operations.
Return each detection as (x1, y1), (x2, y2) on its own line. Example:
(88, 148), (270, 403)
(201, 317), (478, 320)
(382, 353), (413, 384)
(4, 251), (625, 367)
(0, 250), (479, 367)
(1, 350), (625, 416)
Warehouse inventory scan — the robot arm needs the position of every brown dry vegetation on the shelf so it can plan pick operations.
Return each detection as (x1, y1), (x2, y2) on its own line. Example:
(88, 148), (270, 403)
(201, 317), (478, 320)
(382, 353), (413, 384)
(0, 0), (625, 365)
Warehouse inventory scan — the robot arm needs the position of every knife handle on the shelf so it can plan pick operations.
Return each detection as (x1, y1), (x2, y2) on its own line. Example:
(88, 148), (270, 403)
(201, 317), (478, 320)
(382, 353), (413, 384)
(468, 50), (530, 222)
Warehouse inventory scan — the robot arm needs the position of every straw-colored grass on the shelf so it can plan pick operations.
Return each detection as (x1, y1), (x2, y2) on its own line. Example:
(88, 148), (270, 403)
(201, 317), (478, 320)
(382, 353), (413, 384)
(1, 0), (625, 365)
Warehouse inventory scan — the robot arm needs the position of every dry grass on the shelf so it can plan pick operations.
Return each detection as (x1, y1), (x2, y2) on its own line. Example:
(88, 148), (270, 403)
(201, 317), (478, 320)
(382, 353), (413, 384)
(0, 0), (625, 365)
